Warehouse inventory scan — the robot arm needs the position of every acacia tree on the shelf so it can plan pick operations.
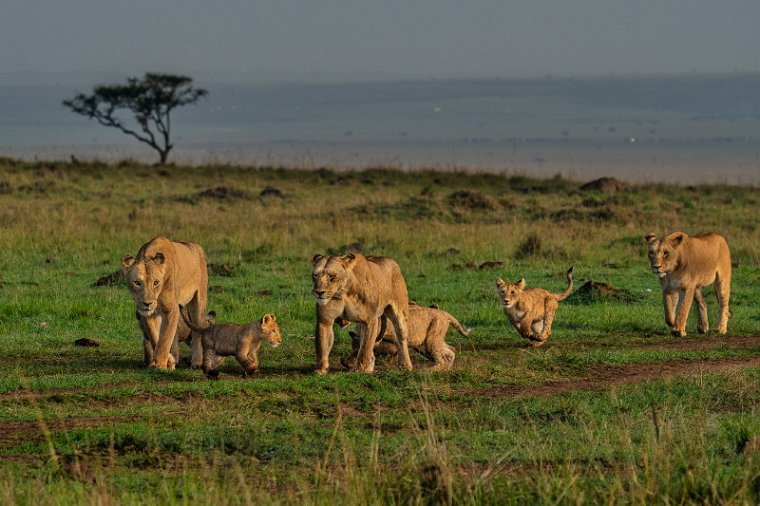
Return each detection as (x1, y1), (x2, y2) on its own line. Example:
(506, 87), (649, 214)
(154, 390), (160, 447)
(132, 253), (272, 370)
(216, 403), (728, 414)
(63, 73), (208, 164)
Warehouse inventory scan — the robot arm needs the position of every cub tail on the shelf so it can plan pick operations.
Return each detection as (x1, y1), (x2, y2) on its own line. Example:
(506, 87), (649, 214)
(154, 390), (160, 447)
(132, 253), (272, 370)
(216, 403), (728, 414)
(554, 266), (574, 301)
(444, 311), (473, 337)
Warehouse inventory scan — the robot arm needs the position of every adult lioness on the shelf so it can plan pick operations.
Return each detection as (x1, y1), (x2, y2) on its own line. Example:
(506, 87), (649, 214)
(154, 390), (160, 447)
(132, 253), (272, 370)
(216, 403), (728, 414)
(122, 236), (208, 369)
(645, 232), (731, 337)
(496, 267), (573, 346)
(312, 253), (412, 374)
(344, 303), (471, 371)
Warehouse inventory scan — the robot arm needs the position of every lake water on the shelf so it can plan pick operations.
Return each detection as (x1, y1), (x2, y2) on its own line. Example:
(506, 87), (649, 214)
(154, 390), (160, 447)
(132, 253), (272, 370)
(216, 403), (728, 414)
(2, 74), (760, 184)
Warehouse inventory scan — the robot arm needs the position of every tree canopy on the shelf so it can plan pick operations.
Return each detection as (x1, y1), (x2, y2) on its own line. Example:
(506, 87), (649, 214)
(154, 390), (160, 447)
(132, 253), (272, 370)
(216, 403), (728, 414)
(63, 73), (208, 164)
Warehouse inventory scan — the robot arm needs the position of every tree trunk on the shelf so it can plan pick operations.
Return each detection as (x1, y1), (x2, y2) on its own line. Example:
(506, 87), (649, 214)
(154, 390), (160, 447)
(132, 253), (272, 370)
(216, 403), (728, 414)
(158, 148), (170, 165)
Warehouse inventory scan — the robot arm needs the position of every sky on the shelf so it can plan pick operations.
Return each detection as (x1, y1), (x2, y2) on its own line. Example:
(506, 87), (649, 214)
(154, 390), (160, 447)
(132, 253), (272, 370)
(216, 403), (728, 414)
(1, 0), (759, 85)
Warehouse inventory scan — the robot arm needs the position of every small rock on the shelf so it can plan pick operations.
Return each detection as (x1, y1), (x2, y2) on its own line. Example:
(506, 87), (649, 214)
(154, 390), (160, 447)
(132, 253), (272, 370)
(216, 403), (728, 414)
(580, 177), (627, 193)
(74, 338), (100, 347)
(260, 186), (284, 198)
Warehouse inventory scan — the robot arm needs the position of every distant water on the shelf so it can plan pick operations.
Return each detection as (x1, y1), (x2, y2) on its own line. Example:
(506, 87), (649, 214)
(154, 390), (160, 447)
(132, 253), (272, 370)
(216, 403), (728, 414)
(2, 74), (760, 184)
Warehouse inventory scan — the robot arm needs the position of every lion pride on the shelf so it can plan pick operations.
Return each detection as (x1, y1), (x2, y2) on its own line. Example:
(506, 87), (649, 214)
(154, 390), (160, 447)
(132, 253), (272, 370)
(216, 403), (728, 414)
(122, 236), (209, 369)
(311, 253), (412, 374)
(645, 232), (731, 337)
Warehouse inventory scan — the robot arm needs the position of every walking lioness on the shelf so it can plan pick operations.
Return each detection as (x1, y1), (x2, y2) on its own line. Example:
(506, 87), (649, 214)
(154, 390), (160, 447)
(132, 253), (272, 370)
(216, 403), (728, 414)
(311, 252), (413, 374)
(496, 267), (574, 346)
(645, 232), (731, 336)
(122, 236), (208, 369)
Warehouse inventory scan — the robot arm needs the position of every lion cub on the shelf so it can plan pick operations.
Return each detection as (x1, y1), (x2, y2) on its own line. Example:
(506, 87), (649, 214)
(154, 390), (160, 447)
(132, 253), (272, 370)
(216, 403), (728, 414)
(344, 303), (471, 371)
(182, 312), (281, 378)
(496, 267), (573, 346)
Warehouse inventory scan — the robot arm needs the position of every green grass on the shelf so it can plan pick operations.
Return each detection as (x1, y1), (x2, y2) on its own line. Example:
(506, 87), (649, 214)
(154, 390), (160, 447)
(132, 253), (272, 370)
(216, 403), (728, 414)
(0, 158), (759, 504)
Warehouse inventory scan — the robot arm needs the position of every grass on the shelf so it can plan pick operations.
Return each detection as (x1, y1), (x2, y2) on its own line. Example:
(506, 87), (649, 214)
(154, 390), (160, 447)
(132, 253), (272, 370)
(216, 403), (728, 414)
(0, 158), (759, 504)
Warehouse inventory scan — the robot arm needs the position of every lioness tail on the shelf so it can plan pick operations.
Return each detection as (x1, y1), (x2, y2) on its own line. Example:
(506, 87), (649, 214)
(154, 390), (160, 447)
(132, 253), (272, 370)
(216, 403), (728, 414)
(554, 266), (574, 302)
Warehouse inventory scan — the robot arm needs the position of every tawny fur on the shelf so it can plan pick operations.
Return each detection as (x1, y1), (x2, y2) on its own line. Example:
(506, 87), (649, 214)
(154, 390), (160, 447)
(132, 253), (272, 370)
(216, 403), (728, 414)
(311, 252), (412, 374)
(496, 267), (574, 346)
(135, 307), (213, 366)
(182, 312), (281, 378)
(344, 304), (472, 371)
(645, 231), (731, 337)
(122, 236), (208, 370)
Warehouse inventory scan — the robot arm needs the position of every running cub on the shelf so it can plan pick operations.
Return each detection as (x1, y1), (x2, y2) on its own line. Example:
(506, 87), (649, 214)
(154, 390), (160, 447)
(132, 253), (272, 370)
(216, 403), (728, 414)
(496, 267), (573, 346)
(182, 312), (281, 378)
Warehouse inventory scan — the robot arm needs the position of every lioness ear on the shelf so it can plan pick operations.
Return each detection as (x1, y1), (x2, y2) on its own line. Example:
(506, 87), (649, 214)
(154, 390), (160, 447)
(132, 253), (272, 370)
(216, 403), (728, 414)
(517, 279), (527, 289)
(207, 311), (217, 323)
(671, 233), (684, 246)
(312, 254), (324, 265)
(152, 252), (165, 264)
(644, 234), (657, 244)
(496, 277), (505, 286)
(121, 254), (135, 269)
(342, 252), (357, 268)
(261, 313), (275, 325)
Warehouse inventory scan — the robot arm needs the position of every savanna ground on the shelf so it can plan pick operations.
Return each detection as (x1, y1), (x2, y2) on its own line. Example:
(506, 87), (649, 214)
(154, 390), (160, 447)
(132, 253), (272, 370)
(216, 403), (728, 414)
(0, 158), (759, 505)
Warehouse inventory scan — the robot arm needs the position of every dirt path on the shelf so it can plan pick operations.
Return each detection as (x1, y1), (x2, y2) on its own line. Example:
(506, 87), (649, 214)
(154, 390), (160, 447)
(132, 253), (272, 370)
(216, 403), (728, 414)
(2, 335), (759, 404)
(464, 355), (760, 399)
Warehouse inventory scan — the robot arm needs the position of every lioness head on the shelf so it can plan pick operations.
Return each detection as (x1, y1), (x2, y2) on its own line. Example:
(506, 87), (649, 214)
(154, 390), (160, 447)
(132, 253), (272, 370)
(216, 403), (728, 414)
(496, 277), (526, 309)
(311, 253), (357, 306)
(645, 233), (685, 278)
(260, 313), (282, 347)
(122, 252), (167, 317)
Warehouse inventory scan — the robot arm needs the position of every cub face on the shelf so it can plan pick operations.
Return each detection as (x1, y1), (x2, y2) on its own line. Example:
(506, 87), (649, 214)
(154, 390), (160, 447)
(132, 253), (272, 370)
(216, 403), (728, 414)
(260, 314), (282, 347)
(311, 253), (356, 306)
(496, 277), (527, 309)
(645, 233), (684, 278)
(122, 252), (167, 317)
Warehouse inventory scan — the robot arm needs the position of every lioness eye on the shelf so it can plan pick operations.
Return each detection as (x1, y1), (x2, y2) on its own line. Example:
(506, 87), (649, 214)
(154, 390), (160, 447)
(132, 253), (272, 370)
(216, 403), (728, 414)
(153, 280), (159, 287)
(328, 275), (336, 281)
(132, 281), (141, 287)
(663, 252), (669, 258)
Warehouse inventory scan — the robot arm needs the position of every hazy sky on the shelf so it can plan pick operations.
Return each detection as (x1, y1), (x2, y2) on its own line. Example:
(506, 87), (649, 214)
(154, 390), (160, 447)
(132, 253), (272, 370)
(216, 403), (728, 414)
(2, 1), (759, 84)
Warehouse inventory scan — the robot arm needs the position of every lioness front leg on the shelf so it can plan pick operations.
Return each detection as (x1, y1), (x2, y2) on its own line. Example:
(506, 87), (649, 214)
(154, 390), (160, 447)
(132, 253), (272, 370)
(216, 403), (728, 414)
(142, 314), (162, 367)
(672, 287), (695, 337)
(151, 309), (180, 369)
(185, 295), (206, 369)
(142, 338), (154, 366)
(387, 305), (413, 371)
(354, 318), (379, 373)
(663, 290), (678, 328)
(314, 318), (336, 375)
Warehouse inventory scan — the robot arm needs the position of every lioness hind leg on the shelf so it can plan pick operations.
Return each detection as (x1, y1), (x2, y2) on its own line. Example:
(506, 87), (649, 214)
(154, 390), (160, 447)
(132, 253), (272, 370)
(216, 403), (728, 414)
(694, 289), (709, 334)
